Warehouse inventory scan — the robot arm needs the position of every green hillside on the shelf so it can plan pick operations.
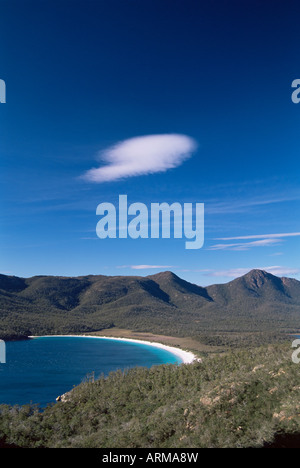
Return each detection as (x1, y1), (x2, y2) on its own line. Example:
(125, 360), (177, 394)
(1, 343), (299, 448)
(0, 269), (299, 344)
(0, 271), (299, 448)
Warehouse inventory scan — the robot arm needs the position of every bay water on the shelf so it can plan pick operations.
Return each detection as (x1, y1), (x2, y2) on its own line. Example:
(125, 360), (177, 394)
(0, 336), (182, 407)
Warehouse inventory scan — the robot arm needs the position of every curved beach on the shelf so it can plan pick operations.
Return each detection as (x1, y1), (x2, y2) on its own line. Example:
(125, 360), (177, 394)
(29, 334), (197, 364)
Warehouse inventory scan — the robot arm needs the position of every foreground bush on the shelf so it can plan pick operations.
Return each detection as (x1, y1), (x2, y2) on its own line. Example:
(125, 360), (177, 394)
(0, 344), (299, 448)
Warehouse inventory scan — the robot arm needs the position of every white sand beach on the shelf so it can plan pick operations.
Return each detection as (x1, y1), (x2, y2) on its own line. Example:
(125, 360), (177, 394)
(29, 334), (197, 364)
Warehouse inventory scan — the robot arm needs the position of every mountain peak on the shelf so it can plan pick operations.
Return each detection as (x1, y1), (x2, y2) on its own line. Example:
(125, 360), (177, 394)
(246, 269), (269, 278)
(148, 271), (179, 281)
(245, 268), (270, 278)
(242, 269), (273, 288)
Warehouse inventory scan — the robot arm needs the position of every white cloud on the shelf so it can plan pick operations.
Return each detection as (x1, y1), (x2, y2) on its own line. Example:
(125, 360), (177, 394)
(117, 265), (176, 270)
(263, 266), (300, 276)
(207, 266), (300, 278)
(132, 265), (175, 270)
(209, 232), (300, 251)
(216, 232), (300, 240)
(208, 238), (281, 251)
(82, 134), (197, 182)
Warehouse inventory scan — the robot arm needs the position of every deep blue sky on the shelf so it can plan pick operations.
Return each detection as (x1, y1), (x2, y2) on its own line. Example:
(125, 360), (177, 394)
(0, 0), (299, 284)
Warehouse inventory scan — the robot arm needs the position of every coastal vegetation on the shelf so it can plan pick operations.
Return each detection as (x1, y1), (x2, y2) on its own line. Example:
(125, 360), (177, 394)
(0, 343), (299, 448)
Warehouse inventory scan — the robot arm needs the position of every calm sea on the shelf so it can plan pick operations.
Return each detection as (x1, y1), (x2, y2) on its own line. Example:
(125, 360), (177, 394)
(0, 336), (181, 407)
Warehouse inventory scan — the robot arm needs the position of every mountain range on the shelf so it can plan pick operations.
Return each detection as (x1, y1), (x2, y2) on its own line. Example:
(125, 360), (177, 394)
(0, 269), (299, 341)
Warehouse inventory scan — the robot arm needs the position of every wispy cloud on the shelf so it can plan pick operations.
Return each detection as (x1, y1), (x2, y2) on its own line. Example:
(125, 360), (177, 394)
(216, 232), (300, 240)
(208, 238), (281, 251)
(206, 266), (300, 278)
(117, 265), (176, 270)
(208, 232), (300, 251)
(206, 197), (300, 215)
(82, 134), (197, 183)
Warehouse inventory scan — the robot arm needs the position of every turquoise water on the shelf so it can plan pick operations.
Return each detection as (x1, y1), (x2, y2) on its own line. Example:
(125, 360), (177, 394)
(0, 336), (182, 407)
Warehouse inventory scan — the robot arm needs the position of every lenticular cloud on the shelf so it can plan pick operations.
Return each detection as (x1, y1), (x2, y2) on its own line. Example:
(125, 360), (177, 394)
(83, 134), (197, 182)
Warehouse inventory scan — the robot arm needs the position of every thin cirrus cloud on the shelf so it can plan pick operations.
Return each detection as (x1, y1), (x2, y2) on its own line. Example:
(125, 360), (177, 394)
(216, 232), (300, 240)
(207, 266), (300, 278)
(82, 134), (197, 183)
(208, 238), (282, 251)
(209, 232), (300, 251)
(117, 265), (176, 270)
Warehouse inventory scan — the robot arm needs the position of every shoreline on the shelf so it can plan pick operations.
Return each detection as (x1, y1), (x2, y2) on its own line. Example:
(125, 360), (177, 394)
(29, 334), (198, 364)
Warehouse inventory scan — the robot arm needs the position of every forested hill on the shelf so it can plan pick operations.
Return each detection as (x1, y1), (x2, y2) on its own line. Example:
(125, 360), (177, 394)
(0, 269), (299, 341)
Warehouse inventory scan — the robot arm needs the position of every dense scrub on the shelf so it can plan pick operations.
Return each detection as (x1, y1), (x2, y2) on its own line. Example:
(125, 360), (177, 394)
(0, 344), (299, 448)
